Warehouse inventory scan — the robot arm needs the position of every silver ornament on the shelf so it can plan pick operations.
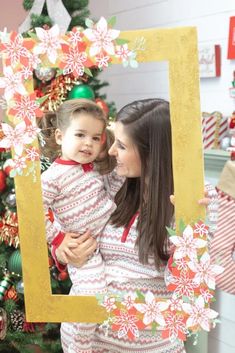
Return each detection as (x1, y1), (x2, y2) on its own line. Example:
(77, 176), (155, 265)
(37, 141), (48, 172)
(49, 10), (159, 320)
(220, 136), (231, 150)
(16, 280), (24, 294)
(5, 192), (16, 207)
(34, 67), (56, 82)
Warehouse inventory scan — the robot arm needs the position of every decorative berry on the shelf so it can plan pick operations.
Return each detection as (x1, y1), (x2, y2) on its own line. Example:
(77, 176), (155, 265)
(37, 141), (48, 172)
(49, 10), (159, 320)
(0, 170), (7, 193)
(58, 271), (68, 281)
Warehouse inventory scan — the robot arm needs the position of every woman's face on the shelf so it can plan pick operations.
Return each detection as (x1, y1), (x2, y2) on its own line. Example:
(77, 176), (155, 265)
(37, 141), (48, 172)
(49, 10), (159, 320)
(109, 122), (141, 177)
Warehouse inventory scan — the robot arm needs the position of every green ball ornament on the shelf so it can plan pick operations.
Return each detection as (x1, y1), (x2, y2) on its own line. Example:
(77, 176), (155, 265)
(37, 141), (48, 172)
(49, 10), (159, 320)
(68, 84), (95, 100)
(8, 250), (22, 276)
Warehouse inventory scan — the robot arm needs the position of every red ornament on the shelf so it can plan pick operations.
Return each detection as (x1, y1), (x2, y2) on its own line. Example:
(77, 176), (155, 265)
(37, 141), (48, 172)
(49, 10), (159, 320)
(58, 271), (68, 281)
(3, 286), (18, 301)
(3, 160), (13, 176)
(229, 111), (235, 129)
(95, 98), (109, 117)
(0, 170), (7, 192)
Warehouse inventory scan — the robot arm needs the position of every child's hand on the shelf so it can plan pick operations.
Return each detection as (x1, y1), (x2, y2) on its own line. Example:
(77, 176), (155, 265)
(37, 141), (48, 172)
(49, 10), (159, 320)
(56, 230), (97, 267)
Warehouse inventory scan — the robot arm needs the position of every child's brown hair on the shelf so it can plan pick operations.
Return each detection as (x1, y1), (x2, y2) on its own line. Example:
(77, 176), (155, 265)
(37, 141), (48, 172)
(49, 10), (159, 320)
(38, 99), (116, 174)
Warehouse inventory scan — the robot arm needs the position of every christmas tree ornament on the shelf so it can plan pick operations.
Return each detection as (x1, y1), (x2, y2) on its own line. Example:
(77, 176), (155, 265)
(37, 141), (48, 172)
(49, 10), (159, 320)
(0, 170), (7, 193)
(4, 285), (18, 302)
(220, 136), (231, 150)
(9, 309), (24, 331)
(5, 191), (16, 208)
(95, 98), (109, 116)
(8, 250), (22, 276)
(68, 84), (95, 100)
(16, 280), (24, 294)
(0, 307), (7, 340)
(3, 159), (13, 176)
(0, 274), (13, 300)
(0, 211), (19, 248)
(58, 271), (68, 281)
(34, 67), (57, 82)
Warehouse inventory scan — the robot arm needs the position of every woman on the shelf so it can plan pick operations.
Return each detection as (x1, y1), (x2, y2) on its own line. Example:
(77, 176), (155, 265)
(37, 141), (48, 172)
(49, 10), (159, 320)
(56, 98), (210, 352)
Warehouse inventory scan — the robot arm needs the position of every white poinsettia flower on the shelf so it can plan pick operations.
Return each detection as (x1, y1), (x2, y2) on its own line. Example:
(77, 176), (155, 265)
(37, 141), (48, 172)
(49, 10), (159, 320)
(34, 25), (61, 64)
(0, 121), (36, 155)
(101, 295), (117, 313)
(170, 225), (207, 260)
(134, 291), (168, 326)
(83, 17), (120, 56)
(0, 66), (26, 101)
(121, 292), (137, 310)
(188, 251), (224, 289)
(182, 296), (218, 331)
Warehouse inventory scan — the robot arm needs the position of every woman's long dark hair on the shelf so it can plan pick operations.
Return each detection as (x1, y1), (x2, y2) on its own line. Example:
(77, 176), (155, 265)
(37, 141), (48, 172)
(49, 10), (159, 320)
(111, 99), (174, 269)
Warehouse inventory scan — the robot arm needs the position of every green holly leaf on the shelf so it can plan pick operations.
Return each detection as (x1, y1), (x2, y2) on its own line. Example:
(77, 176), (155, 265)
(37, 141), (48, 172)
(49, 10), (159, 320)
(166, 226), (176, 237)
(108, 16), (116, 27)
(85, 18), (94, 28)
(136, 290), (145, 301)
(152, 322), (157, 335)
(116, 38), (129, 45)
(84, 67), (93, 77)
(179, 219), (186, 234)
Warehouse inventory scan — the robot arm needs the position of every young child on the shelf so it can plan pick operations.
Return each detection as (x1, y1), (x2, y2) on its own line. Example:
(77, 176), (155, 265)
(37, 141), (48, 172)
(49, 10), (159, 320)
(39, 99), (123, 353)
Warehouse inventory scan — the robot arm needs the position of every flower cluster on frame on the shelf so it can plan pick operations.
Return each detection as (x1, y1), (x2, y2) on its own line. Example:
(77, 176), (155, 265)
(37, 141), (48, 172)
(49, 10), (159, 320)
(97, 220), (224, 342)
(0, 17), (139, 178)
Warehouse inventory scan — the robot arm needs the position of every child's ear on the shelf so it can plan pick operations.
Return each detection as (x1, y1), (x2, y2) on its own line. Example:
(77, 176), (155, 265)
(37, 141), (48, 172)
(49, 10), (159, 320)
(55, 129), (63, 145)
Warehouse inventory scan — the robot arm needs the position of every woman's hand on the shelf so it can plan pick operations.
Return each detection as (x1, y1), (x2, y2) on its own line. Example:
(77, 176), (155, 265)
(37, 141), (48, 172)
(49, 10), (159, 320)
(170, 189), (210, 207)
(55, 230), (97, 267)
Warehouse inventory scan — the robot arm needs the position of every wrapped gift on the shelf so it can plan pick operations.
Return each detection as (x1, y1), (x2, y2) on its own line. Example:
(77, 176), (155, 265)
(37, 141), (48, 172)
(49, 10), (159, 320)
(202, 111), (228, 149)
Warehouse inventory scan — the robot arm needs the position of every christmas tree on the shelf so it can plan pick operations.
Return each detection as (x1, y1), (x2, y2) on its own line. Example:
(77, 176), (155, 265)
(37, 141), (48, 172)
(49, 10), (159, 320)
(0, 1), (115, 352)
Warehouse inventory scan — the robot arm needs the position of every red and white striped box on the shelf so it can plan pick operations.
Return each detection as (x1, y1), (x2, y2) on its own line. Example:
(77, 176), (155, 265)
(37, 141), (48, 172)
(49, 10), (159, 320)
(202, 112), (228, 149)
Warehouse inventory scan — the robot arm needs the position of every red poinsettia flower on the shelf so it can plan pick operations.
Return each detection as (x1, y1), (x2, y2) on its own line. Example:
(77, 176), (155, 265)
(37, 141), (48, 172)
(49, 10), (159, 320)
(162, 311), (188, 341)
(112, 307), (145, 340)
(8, 93), (43, 121)
(59, 42), (94, 78)
(0, 31), (34, 67)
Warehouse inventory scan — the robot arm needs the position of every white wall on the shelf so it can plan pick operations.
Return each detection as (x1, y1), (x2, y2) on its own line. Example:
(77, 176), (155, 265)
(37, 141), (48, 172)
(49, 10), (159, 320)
(90, 0), (235, 116)
(89, 2), (235, 353)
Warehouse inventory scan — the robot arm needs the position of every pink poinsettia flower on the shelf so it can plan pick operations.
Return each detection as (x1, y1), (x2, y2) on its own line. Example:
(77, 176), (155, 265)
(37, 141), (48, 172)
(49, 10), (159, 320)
(24, 122), (41, 140)
(0, 121), (34, 155)
(25, 147), (40, 161)
(83, 17), (120, 56)
(170, 225), (207, 260)
(11, 154), (27, 172)
(101, 295), (117, 313)
(68, 27), (83, 46)
(167, 293), (184, 312)
(8, 93), (43, 121)
(175, 258), (189, 272)
(0, 66), (26, 101)
(0, 32), (30, 67)
(193, 221), (209, 238)
(134, 291), (168, 326)
(121, 292), (137, 310)
(182, 296), (218, 331)
(27, 52), (41, 70)
(200, 288), (214, 304)
(115, 44), (131, 61)
(162, 311), (188, 341)
(112, 307), (145, 340)
(96, 53), (110, 69)
(188, 252), (224, 290)
(34, 25), (61, 64)
(20, 66), (33, 80)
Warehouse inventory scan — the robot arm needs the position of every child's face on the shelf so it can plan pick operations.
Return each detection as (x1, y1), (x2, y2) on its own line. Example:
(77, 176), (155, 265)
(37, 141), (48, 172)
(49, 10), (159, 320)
(55, 113), (104, 164)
